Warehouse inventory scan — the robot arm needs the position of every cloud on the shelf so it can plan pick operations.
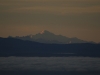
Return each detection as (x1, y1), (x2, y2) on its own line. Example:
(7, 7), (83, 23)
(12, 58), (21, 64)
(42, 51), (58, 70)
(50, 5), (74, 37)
(0, 57), (100, 71)
(0, 0), (100, 14)
(12, 5), (100, 14)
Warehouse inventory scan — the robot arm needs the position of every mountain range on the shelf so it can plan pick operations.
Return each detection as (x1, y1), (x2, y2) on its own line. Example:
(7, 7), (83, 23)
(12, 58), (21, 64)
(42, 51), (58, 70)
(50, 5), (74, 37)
(14, 30), (88, 44)
(1, 30), (99, 57)
(0, 37), (100, 57)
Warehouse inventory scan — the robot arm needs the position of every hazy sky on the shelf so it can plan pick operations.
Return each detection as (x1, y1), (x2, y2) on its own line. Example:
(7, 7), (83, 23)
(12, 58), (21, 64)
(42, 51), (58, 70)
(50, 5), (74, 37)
(0, 0), (100, 42)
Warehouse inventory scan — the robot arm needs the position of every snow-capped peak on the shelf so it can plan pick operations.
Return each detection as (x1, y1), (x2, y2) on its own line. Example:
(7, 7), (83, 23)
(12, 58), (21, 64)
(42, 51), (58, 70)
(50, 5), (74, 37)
(40, 30), (45, 34)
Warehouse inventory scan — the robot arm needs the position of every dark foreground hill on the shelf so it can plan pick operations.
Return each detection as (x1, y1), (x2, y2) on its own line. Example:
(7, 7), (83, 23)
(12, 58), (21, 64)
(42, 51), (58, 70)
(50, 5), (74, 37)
(0, 37), (100, 57)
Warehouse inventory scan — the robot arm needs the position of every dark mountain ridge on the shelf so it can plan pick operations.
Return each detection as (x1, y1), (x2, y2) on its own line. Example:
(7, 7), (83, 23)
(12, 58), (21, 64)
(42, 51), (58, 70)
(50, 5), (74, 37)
(0, 37), (100, 57)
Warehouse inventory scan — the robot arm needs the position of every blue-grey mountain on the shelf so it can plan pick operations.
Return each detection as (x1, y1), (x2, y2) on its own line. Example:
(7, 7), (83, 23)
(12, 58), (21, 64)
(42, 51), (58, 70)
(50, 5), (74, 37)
(15, 30), (88, 44)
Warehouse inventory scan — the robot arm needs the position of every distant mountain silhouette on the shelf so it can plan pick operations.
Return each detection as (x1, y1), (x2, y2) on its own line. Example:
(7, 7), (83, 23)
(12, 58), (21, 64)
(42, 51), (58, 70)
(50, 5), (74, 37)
(15, 30), (88, 44)
(0, 37), (100, 57)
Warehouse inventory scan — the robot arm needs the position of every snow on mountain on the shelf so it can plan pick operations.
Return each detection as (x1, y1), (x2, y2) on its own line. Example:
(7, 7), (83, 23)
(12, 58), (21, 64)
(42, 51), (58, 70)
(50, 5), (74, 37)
(15, 30), (88, 44)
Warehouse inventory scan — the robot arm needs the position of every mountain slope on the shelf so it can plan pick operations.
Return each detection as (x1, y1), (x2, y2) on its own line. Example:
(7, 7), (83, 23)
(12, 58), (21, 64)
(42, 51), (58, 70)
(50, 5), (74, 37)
(15, 30), (88, 44)
(0, 37), (100, 57)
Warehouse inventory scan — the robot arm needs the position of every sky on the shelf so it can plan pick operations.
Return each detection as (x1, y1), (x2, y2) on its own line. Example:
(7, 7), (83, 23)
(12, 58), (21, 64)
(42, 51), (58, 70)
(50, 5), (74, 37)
(0, 0), (100, 43)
